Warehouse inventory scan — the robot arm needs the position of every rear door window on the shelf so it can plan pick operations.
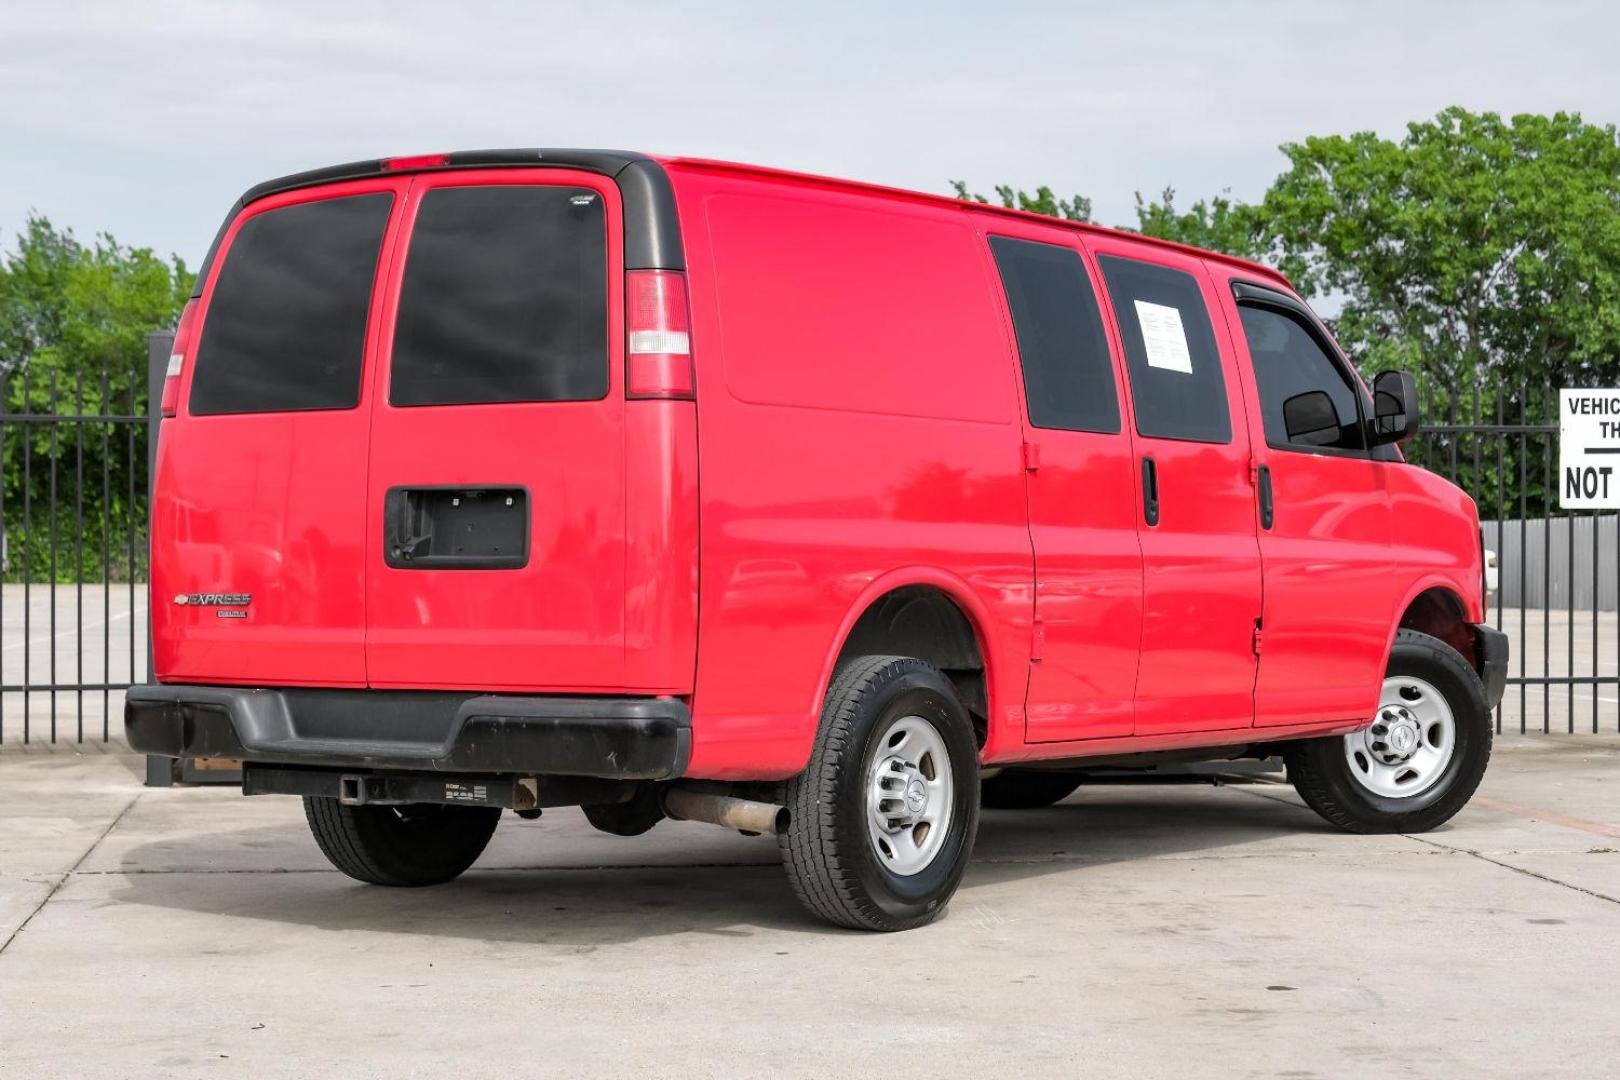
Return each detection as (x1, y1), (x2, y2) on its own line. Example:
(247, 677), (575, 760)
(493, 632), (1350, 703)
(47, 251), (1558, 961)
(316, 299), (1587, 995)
(190, 193), (392, 415)
(1096, 255), (1231, 444)
(390, 185), (608, 407)
(989, 236), (1120, 434)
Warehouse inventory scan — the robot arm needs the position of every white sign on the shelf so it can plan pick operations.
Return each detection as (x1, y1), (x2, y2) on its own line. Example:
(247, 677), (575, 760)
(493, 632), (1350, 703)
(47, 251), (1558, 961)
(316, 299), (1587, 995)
(1134, 300), (1193, 374)
(1559, 389), (1620, 509)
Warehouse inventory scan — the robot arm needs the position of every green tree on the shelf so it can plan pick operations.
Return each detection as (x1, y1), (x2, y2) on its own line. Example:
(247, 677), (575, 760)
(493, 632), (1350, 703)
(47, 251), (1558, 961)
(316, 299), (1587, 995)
(1261, 108), (1620, 416)
(948, 179), (1263, 256)
(0, 216), (193, 581)
(1131, 186), (1267, 261)
(952, 108), (1620, 414)
(950, 180), (1093, 223)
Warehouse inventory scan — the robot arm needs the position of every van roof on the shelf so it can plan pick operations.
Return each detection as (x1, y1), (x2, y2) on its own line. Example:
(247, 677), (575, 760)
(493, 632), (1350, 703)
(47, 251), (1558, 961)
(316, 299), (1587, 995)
(202, 148), (1291, 294)
(659, 155), (1292, 288)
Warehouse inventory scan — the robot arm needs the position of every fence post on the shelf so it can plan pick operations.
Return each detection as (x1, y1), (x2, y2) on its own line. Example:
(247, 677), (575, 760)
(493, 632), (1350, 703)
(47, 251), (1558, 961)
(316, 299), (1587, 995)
(143, 331), (175, 787)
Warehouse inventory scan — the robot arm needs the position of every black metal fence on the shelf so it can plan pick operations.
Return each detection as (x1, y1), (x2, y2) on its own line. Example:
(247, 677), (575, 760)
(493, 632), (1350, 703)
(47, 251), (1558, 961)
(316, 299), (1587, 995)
(0, 340), (156, 745)
(0, 361), (1612, 744)
(1407, 389), (1618, 735)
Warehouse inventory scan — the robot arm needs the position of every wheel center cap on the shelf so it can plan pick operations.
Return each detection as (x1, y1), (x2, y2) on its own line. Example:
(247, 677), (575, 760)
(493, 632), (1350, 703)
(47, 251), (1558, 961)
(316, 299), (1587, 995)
(1367, 706), (1422, 765)
(904, 778), (928, 815)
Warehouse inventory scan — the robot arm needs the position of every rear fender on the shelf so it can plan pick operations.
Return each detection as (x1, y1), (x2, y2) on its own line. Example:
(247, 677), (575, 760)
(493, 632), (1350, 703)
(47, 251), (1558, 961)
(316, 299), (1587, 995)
(815, 567), (1019, 764)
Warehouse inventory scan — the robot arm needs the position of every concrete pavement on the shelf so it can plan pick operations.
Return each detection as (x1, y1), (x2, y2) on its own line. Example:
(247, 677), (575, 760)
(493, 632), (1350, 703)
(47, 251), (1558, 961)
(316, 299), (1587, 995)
(2, 738), (1619, 1078)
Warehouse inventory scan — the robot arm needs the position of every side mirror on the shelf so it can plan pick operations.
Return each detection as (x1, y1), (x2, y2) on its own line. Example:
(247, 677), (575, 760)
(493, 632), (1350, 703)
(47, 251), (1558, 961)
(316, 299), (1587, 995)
(1371, 369), (1420, 444)
(1282, 389), (1341, 446)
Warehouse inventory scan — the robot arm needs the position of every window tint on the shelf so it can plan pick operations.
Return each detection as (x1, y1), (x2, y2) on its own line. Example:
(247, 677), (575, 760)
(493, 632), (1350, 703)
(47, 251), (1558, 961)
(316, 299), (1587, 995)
(191, 194), (391, 415)
(989, 236), (1120, 433)
(390, 185), (607, 407)
(1096, 255), (1231, 443)
(1238, 305), (1366, 453)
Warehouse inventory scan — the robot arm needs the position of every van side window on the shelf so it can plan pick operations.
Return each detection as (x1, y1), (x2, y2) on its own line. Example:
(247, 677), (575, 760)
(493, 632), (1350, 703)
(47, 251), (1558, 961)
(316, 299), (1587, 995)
(390, 185), (608, 407)
(191, 194), (392, 415)
(1237, 305), (1366, 453)
(1096, 255), (1231, 444)
(988, 236), (1120, 434)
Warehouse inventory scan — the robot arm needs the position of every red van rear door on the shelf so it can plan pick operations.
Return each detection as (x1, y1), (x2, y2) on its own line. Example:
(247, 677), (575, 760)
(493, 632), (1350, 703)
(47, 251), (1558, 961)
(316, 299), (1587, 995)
(152, 179), (405, 686)
(362, 169), (627, 691)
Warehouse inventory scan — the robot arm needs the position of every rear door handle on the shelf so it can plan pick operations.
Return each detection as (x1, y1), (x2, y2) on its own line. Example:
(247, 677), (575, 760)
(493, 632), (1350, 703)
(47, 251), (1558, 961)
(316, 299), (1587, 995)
(1141, 457), (1159, 527)
(1257, 464), (1274, 529)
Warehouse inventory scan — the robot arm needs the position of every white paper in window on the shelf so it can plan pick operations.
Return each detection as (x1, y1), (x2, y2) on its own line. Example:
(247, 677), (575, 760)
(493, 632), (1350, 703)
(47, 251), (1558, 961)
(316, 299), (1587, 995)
(1133, 300), (1193, 374)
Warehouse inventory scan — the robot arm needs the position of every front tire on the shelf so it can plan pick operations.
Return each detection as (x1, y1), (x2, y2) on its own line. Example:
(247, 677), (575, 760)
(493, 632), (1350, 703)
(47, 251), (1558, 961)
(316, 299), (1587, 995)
(1285, 629), (1492, 834)
(303, 798), (501, 886)
(780, 655), (980, 931)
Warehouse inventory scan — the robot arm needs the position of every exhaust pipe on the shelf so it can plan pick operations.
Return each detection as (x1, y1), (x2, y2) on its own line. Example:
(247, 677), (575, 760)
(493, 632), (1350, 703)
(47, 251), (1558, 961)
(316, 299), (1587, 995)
(662, 785), (789, 835)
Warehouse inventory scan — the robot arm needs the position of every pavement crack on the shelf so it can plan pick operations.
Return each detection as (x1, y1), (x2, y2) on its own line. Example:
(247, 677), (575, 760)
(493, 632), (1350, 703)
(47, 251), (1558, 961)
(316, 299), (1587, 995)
(1223, 783), (1315, 815)
(1404, 833), (1620, 907)
(1226, 777), (1620, 905)
(0, 793), (140, 957)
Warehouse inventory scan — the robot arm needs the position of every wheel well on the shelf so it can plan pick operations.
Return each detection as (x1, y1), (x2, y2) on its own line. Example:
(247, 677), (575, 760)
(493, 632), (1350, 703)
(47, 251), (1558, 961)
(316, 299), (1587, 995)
(1398, 587), (1475, 662)
(837, 586), (989, 746)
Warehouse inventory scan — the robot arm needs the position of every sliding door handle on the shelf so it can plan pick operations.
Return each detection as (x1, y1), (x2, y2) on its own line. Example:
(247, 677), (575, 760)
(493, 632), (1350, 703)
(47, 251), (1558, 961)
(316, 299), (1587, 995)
(1141, 456), (1159, 527)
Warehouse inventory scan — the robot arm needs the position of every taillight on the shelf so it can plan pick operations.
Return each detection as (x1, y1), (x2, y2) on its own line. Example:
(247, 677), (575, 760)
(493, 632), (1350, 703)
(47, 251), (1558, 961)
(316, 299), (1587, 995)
(625, 270), (694, 400)
(161, 298), (200, 417)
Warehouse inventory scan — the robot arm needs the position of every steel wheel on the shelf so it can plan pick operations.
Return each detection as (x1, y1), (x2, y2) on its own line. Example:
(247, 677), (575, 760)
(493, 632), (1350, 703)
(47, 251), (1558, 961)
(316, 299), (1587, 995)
(865, 713), (954, 876)
(1343, 675), (1456, 799)
(781, 656), (980, 930)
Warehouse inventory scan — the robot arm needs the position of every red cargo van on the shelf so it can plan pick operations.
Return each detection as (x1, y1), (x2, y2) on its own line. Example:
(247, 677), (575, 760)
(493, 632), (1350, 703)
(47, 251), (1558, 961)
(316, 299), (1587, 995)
(129, 150), (1508, 931)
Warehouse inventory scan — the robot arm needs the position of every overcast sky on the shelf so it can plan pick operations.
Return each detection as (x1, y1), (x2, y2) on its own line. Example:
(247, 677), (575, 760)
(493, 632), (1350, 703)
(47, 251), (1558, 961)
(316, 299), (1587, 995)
(3, 0), (1618, 267)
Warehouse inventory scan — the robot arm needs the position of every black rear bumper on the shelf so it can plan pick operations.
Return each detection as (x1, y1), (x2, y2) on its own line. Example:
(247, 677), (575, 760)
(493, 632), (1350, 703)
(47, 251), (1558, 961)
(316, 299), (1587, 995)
(125, 685), (691, 779)
(1476, 623), (1509, 710)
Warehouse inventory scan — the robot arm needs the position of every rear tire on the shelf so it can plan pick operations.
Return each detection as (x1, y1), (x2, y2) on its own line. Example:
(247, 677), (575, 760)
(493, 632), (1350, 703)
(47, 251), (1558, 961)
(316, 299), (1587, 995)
(979, 768), (1083, 810)
(1285, 629), (1492, 834)
(780, 655), (980, 931)
(303, 798), (500, 886)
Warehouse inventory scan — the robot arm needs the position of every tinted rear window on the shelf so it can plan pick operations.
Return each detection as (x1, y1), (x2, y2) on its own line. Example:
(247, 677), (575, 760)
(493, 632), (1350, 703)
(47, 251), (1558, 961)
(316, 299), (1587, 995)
(1097, 255), (1231, 444)
(989, 236), (1120, 434)
(390, 185), (608, 407)
(191, 194), (391, 415)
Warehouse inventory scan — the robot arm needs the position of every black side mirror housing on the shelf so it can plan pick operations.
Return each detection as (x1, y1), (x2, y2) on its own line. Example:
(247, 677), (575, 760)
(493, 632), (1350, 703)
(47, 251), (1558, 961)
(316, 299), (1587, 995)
(1371, 369), (1421, 445)
(1282, 389), (1341, 446)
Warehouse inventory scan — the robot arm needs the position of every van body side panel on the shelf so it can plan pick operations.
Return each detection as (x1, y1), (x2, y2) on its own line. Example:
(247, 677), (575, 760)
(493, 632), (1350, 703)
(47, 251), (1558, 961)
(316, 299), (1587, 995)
(363, 169), (629, 691)
(669, 166), (1032, 779)
(152, 177), (410, 686)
